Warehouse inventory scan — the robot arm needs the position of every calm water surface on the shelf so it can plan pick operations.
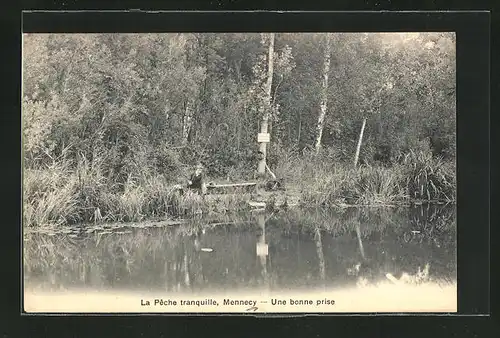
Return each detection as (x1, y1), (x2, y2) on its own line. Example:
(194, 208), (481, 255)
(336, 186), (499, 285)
(24, 205), (456, 296)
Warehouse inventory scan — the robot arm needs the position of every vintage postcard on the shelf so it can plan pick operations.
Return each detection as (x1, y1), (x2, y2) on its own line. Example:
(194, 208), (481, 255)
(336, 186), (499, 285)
(22, 31), (457, 313)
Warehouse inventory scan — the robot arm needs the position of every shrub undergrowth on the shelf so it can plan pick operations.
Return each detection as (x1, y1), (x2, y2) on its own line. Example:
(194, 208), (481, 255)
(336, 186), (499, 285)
(276, 148), (455, 207)
(23, 148), (455, 228)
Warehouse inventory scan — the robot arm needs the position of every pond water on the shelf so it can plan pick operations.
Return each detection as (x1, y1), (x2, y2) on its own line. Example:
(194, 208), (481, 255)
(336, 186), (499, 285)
(23, 205), (457, 313)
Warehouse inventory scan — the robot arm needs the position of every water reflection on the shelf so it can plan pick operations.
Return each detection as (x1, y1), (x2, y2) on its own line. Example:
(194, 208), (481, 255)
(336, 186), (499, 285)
(24, 205), (456, 294)
(256, 213), (269, 285)
(314, 228), (326, 283)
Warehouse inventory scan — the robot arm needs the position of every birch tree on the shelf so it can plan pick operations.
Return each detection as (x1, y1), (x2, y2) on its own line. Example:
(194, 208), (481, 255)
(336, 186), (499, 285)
(22, 32), (456, 179)
(314, 34), (331, 152)
(257, 33), (275, 175)
(353, 118), (367, 167)
(181, 100), (194, 145)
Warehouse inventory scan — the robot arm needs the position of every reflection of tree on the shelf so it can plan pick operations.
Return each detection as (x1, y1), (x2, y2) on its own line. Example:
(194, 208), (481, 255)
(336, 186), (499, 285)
(191, 231), (205, 286)
(165, 259), (170, 291)
(314, 228), (326, 282)
(256, 213), (268, 284)
(354, 221), (366, 261)
(24, 205), (456, 292)
(102, 244), (129, 287)
(183, 253), (190, 287)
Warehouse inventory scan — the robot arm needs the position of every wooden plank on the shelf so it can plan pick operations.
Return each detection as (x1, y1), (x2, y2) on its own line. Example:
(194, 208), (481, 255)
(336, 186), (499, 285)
(248, 201), (266, 208)
(207, 182), (257, 188)
(206, 182), (258, 195)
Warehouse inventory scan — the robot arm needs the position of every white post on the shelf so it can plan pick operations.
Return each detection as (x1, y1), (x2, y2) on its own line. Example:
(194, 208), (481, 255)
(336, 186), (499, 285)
(315, 34), (331, 153)
(354, 118), (367, 167)
(258, 33), (275, 175)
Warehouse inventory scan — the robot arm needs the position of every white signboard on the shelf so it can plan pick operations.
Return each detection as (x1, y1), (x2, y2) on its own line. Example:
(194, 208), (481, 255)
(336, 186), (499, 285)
(257, 133), (270, 143)
(256, 242), (268, 256)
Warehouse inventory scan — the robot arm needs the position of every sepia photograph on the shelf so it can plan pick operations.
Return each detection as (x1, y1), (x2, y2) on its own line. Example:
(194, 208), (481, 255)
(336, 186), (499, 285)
(22, 32), (457, 313)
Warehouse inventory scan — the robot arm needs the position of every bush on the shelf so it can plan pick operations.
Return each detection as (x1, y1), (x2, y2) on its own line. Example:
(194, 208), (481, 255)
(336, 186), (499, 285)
(354, 165), (408, 205)
(23, 163), (79, 227)
(401, 150), (456, 202)
(23, 144), (456, 228)
(275, 148), (455, 207)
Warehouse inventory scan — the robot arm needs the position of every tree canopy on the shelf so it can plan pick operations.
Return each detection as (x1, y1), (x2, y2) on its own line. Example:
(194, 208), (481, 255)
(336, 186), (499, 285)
(23, 32), (456, 181)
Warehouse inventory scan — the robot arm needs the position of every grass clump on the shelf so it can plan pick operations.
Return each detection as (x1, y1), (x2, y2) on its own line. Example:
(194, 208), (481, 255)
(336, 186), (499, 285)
(23, 158), (254, 228)
(276, 148), (455, 207)
(400, 150), (456, 202)
(23, 147), (455, 228)
(354, 165), (408, 205)
(23, 162), (79, 227)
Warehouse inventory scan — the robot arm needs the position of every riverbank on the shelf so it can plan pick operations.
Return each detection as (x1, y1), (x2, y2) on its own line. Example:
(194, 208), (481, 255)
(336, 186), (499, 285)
(23, 150), (455, 228)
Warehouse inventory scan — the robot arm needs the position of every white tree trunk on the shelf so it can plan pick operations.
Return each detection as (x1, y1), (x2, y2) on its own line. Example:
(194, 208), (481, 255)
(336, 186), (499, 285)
(314, 228), (326, 281)
(315, 34), (331, 153)
(355, 222), (366, 260)
(258, 33), (275, 175)
(354, 118), (367, 167)
(182, 100), (193, 145)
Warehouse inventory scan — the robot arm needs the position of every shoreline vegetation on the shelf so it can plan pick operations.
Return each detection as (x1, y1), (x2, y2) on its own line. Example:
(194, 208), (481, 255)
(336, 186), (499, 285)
(23, 148), (455, 229)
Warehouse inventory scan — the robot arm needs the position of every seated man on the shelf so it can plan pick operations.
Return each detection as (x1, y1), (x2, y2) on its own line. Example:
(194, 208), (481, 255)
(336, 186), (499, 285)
(187, 163), (207, 195)
(266, 177), (285, 191)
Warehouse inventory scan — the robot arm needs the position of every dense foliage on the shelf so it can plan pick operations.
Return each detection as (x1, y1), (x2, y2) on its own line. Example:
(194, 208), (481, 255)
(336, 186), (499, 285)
(22, 33), (456, 227)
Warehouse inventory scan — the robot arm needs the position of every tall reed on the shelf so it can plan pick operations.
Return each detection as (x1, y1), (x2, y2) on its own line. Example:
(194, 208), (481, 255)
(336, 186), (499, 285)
(23, 161), (79, 227)
(275, 148), (455, 207)
(400, 150), (456, 202)
(23, 148), (455, 228)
